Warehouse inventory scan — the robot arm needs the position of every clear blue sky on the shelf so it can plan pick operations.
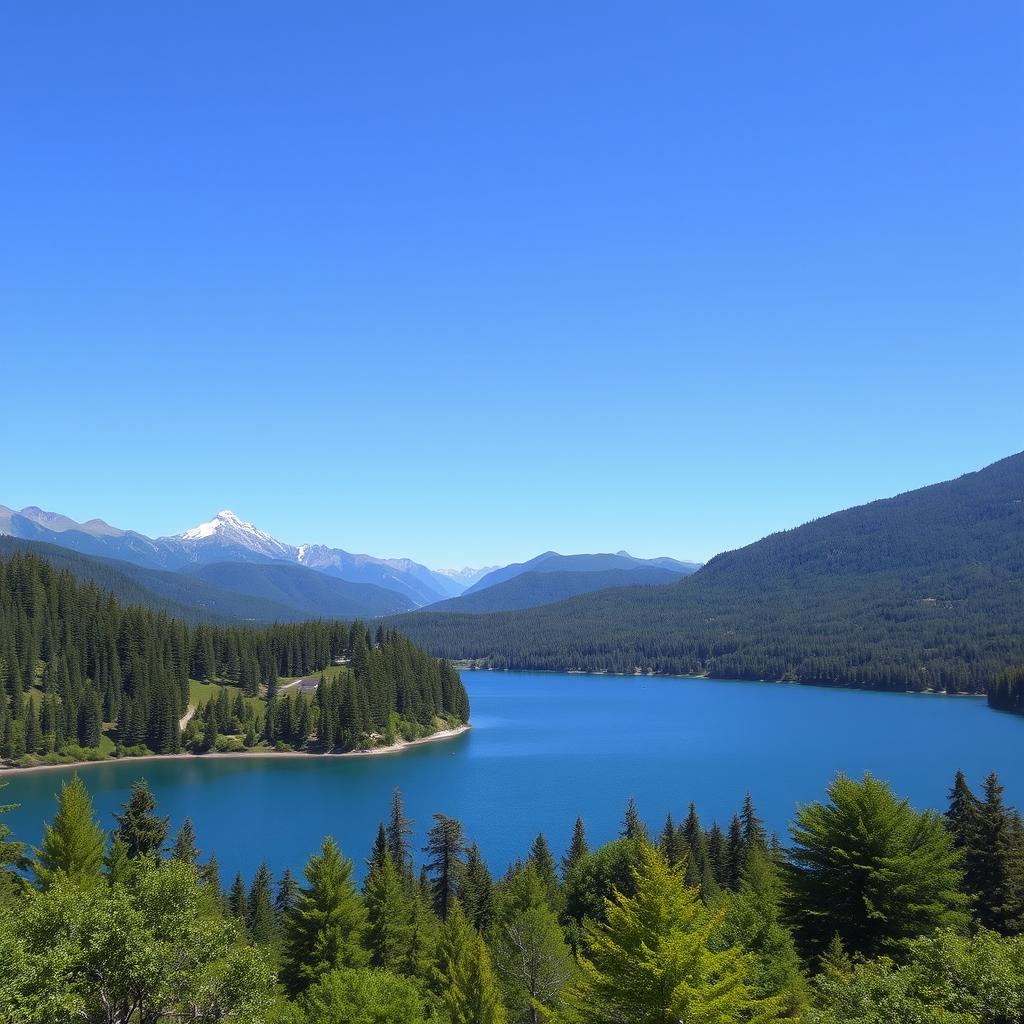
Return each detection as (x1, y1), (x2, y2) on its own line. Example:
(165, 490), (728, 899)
(2, 2), (1021, 567)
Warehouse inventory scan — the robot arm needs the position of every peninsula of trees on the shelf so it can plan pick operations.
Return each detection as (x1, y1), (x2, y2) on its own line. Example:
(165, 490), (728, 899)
(0, 550), (469, 767)
(1, 769), (1022, 1021)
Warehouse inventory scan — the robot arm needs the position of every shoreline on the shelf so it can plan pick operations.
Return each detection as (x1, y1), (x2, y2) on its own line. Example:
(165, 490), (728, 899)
(0, 724), (471, 777)
(455, 664), (989, 698)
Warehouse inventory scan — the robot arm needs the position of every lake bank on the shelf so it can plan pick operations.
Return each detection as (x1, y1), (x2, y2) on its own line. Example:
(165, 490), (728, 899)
(0, 724), (471, 776)
(450, 662), (990, 697)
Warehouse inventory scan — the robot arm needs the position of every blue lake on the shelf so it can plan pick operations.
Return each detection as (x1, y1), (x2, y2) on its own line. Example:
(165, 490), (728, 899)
(4, 671), (1023, 883)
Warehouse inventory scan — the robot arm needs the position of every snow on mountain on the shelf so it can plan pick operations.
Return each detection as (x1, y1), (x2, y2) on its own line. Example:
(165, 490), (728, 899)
(176, 510), (295, 561)
(434, 565), (500, 588)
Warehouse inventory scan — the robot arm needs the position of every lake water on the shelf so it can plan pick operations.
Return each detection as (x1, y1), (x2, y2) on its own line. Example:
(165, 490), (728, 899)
(4, 671), (1023, 884)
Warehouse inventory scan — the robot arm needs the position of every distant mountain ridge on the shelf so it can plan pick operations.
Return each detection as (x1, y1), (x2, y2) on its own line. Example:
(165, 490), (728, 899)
(424, 565), (689, 613)
(463, 550), (700, 595)
(0, 506), (459, 607)
(393, 451), (1024, 695)
(0, 505), (701, 615)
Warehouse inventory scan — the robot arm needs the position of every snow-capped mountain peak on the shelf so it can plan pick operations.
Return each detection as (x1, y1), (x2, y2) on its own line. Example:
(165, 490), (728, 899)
(433, 565), (500, 587)
(177, 511), (295, 559)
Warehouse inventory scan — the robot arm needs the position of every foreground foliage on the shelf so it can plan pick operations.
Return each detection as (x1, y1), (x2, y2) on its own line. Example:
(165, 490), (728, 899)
(2, 769), (1023, 1022)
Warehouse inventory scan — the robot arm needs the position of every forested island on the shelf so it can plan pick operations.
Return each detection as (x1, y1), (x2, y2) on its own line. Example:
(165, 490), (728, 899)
(1, 768), (1021, 1021)
(0, 551), (469, 768)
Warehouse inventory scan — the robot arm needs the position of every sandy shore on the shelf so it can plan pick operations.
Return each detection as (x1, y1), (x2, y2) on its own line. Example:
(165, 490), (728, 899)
(0, 724), (471, 776)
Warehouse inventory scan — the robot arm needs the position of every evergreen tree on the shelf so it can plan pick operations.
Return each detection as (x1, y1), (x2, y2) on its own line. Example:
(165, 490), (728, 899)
(432, 899), (507, 1024)
(719, 845), (808, 1017)
(460, 842), (495, 932)
(566, 842), (784, 1022)
(659, 813), (677, 864)
(171, 817), (200, 865)
(561, 816), (589, 879)
(113, 779), (169, 859)
(77, 686), (102, 748)
(276, 867), (300, 919)
(201, 853), (223, 906)
(425, 813), (467, 921)
(24, 695), (41, 754)
(280, 837), (368, 996)
(741, 793), (767, 851)
(727, 814), (746, 888)
(247, 862), (278, 945)
(706, 822), (730, 887)
(33, 774), (106, 889)
(787, 773), (969, 961)
(682, 802), (709, 891)
(971, 773), (1024, 934)
(368, 823), (389, 874)
(621, 797), (648, 842)
(818, 933), (853, 982)
(282, 966), (426, 1023)
(229, 871), (248, 931)
(385, 788), (415, 882)
(527, 832), (560, 908)
(364, 850), (414, 971)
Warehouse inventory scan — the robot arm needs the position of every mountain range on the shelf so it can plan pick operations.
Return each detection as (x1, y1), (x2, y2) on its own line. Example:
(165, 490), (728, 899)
(0, 505), (695, 623)
(391, 451), (1024, 694)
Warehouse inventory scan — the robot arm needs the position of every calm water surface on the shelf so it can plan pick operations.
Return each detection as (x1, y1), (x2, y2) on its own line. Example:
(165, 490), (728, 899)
(5, 671), (1023, 882)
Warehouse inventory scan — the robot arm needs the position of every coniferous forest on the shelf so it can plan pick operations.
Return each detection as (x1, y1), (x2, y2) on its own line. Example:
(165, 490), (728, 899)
(394, 452), (1024, 700)
(0, 551), (469, 767)
(1, 769), (1022, 1022)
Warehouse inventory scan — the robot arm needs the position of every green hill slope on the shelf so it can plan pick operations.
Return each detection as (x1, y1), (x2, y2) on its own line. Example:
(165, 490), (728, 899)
(393, 452), (1024, 693)
(424, 566), (686, 613)
(187, 561), (415, 618)
(0, 537), (302, 623)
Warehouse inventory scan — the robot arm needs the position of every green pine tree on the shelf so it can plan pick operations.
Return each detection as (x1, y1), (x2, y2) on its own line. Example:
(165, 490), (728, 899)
(113, 779), (169, 859)
(566, 842), (784, 1023)
(33, 774), (106, 889)
(432, 899), (507, 1024)
(561, 817), (589, 879)
(425, 813), (467, 921)
(171, 817), (200, 865)
(719, 845), (808, 1016)
(229, 871), (248, 932)
(460, 843), (495, 932)
(280, 837), (369, 995)
(364, 850), (414, 971)
(621, 797), (648, 842)
(385, 788), (415, 883)
(787, 773), (969, 961)
(247, 862), (278, 945)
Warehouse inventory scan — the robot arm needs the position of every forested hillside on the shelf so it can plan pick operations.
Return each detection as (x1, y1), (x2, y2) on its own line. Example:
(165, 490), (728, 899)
(424, 566), (685, 613)
(990, 665), (1024, 715)
(395, 452), (1024, 694)
(186, 560), (415, 618)
(0, 551), (468, 765)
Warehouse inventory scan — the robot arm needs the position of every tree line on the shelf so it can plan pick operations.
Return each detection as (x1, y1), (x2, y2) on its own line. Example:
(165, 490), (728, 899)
(990, 664), (1024, 715)
(2, 767), (1022, 1022)
(393, 452), (1024, 699)
(0, 551), (468, 763)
